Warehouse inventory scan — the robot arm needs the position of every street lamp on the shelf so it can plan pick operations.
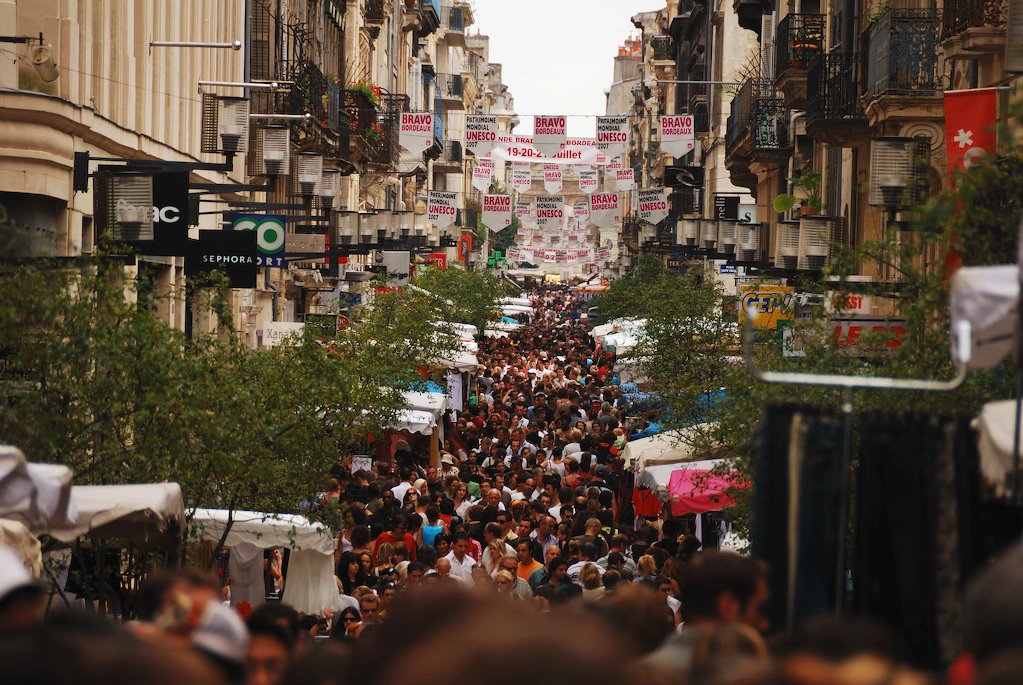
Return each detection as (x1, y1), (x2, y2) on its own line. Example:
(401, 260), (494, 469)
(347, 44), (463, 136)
(319, 169), (341, 209)
(737, 222), (762, 262)
(218, 97), (250, 152)
(293, 153), (323, 196)
(775, 220), (800, 270)
(700, 218), (717, 251)
(333, 210), (359, 245)
(717, 219), (737, 254)
(260, 126), (291, 176)
(681, 218), (699, 246)
(96, 172), (154, 242)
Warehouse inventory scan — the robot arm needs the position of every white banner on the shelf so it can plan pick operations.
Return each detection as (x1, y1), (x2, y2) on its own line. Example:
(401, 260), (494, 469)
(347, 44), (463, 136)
(427, 191), (457, 228)
(399, 112), (434, 155)
(512, 164), (532, 193)
(489, 134), (600, 165)
(616, 168), (635, 191)
(481, 194), (512, 233)
(543, 164), (563, 194)
(660, 114), (696, 157)
(533, 115), (567, 157)
(472, 161), (494, 193)
(536, 195), (565, 231)
(637, 187), (669, 225)
(515, 200), (534, 227)
(589, 192), (620, 229)
(606, 159), (623, 172)
(578, 168), (598, 194)
(596, 115), (630, 159)
(572, 200), (590, 225)
(465, 114), (498, 156)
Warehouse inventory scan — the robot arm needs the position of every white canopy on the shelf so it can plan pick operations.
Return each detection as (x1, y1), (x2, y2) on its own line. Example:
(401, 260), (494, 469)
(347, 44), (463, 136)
(591, 318), (646, 345)
(484, 329), (510, 338)
(191, 509), (336, 616)
(499, 297), (532, 307)
(52, 483), (185, 546)
(950, 265), (1017, 369)
(435, 321), (479, 338)
(636, 459), (728, 496)
(434, 347), (479, 372)
(392, 409), (437, 435)
(190, 508), (334, 555)
(401, 390), (450, 418)
(500, 304), (534, 315)
(976, 399), (1023, 498)
(623, 424), (717, 470)
(489, 321), (522, 332)
(0, 445), (76, 535)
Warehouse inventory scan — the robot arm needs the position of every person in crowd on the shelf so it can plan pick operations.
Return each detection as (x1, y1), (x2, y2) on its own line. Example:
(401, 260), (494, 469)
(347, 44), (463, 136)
(245, 614), (294, 685)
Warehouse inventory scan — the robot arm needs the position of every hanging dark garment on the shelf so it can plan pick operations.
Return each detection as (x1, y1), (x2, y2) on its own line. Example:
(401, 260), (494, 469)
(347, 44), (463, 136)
(853, 414), (983, 667)
(752, 404), (845, 632)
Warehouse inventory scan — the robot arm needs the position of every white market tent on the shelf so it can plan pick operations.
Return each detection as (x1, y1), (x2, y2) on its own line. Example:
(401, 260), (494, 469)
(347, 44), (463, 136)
(434, 346), (479, 372)
(500, 304), (534, 316)
(976, 399), (1023, 498)
(0, 445), (76, 535)
(591, 318), (646, 346)
(636, 459), (728, 495)
(190, 508), (337, 616)
(499, 297), (532, 307)
(622, 424), (717, 471)
(52, 483), (185, 547)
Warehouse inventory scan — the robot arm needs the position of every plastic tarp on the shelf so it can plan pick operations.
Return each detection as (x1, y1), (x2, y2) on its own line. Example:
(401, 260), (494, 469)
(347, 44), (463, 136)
(975, 399), (1023, 498)
(0, 445), (76, 535)
(623, 424), (717, 470)
(190, 509), (336, 616)
(950, 265), (1017, 369)
(52, 483), (185, 547)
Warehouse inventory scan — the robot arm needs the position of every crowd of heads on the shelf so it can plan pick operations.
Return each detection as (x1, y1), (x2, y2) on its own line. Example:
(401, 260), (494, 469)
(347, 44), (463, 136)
(3, 287), (1023, 685)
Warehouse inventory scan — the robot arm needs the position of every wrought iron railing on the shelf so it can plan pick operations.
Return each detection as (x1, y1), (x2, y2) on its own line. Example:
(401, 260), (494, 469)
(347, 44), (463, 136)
(650, 36), (674, 60)
(442, 140), (463, 164)
(290, 61), (329, 124)
(752, 97), (790, 153)
(365, 91), (409, 170)
(775, 14), (826, 78)
(942, 0), (1007, 38)
(343, 88), (379, 132)
(726, 79), (785, 155)
(444, 4), (466, 32)
(865, 9), (944, 98)
(437, 73), (464, 99)
(806, 52), (866, 128)
(365, 0), (386, 25)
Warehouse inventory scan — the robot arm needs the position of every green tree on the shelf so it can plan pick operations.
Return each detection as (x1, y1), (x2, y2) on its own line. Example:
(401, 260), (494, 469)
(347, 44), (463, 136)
(411, 265), (506, 335)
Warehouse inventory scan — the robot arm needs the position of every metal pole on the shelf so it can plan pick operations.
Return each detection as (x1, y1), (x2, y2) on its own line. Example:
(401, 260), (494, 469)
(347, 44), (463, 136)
(835, 386), (853, 615)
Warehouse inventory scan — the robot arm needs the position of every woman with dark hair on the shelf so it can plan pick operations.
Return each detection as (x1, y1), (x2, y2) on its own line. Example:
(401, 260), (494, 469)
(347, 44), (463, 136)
(421, 506), (445, 548)
(332, 606), (363, 639)
(336, 551), (365, 596)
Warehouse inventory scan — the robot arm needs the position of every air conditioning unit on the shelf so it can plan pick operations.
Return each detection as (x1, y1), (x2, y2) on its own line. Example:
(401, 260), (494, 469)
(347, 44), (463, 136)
(774, 220), (800, 269)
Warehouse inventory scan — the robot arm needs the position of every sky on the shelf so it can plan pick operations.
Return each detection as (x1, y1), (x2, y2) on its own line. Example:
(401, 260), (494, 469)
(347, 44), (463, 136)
(469, 0), (660, 138)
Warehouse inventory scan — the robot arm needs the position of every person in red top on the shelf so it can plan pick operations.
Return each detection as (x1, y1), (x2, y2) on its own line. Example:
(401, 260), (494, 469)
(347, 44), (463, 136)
(373, 514), (417, 563)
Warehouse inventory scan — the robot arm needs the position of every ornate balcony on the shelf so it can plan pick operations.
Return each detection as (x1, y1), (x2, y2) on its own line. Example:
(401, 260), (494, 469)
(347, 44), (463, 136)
(726, 80), (791, 193)
(364, 91), (410, 172)
(863, 9), (946, 129)
(805, 53), (869, 147)
(649, 36), (676, 80)
(774, 14), (826, 109)
(942, 0), (1007, 54)
(437, 73), (464, 108)
(365, 0), (386, 39)
(418, 0), (442, 36)
(441, 3), (468, 46)
(434, 141), (463, 171)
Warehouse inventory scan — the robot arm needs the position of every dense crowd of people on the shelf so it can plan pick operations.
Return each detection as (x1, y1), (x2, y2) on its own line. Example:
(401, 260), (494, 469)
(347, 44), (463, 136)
(3, 287), (1023, 685)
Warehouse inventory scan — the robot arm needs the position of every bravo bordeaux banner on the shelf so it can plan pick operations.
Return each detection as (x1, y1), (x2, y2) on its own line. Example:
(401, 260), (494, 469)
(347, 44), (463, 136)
(637, 188), (669, 225)
(616, 168), (635, 191)
(472, 161), (494, 193)
(543, 164), (563, 193)
(512, 164), (532, 193)
(427, 191), (457, 228)
(596, 115), (630, 159)
(660, 115), (696, 157)
(536, 195), (564, 231)
(465, 114), (498, 156)
(399, 112), (434, 155)
(589, 192), (620, 228)
(533, 115), (567, 157)
(482, 194), (512, 233)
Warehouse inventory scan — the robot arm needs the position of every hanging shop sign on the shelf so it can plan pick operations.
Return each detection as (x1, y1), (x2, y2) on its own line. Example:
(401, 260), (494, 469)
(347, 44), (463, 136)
(536, 195), (564, 231)
(482, 194), (512, 233)
(512, 164), (533, 193)
(596, 115), (630, 159)
(186, 229), (258, 288)
(139, 171), (193, 256)
(428, 251), (448, 269)
(660, 115), (696, 157)
(427, 191), (457, 228)
(516, 200), (534, 227)
(578, 168), (598, 194)
(465, 114), (498, 156)
(399, 112), (434, 155)
(472, 160), (495, 193)
(738, 285), (795, 330)
(637, 188), (669, 225)
(457, 234), (473, 262)
(616, 168), (635, 191)
(589, 192), (620, 228)
(230, 214), (286, 267)
(714, 195), (740, 220)
(533, 115), (567, 157)
(543, 164), (563, 193)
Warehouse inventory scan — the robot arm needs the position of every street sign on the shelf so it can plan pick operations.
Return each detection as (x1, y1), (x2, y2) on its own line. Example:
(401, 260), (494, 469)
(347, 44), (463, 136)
(738, 285), (795, 329)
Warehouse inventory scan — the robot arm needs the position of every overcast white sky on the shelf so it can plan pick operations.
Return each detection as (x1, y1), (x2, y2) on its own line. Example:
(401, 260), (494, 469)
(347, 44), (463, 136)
(470, 0), (660, 138)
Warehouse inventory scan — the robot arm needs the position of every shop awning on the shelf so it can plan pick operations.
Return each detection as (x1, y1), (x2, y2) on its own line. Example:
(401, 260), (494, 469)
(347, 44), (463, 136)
(622, 424), (716, 470)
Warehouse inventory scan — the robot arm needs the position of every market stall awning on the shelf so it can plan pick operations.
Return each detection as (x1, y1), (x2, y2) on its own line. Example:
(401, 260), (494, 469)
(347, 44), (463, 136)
(52, 483), (185, 547)
(622, 424), (716, 470)
(0, 445), (76, 535)
(190, 508), (334, 555)
(635, 459), (744, 516)
(499, 297), (532, 307)
(391, 409), (437, 435)
(950, 264), (1017, 369)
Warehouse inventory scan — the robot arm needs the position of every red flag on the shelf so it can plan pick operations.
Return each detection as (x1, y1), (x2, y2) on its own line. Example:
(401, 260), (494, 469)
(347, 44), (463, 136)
(944, 88), (998, 178)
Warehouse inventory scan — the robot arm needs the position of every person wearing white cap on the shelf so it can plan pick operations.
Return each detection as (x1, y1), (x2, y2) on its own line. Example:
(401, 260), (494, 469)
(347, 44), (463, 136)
(0, 545), (46, 637)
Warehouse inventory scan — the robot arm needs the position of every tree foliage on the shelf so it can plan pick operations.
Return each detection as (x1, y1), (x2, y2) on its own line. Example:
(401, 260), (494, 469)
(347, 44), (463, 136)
(411, 265), (507, 334)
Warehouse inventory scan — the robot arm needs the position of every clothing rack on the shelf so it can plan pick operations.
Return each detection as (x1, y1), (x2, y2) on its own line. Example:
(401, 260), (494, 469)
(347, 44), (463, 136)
(741, 312), (973, 616)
